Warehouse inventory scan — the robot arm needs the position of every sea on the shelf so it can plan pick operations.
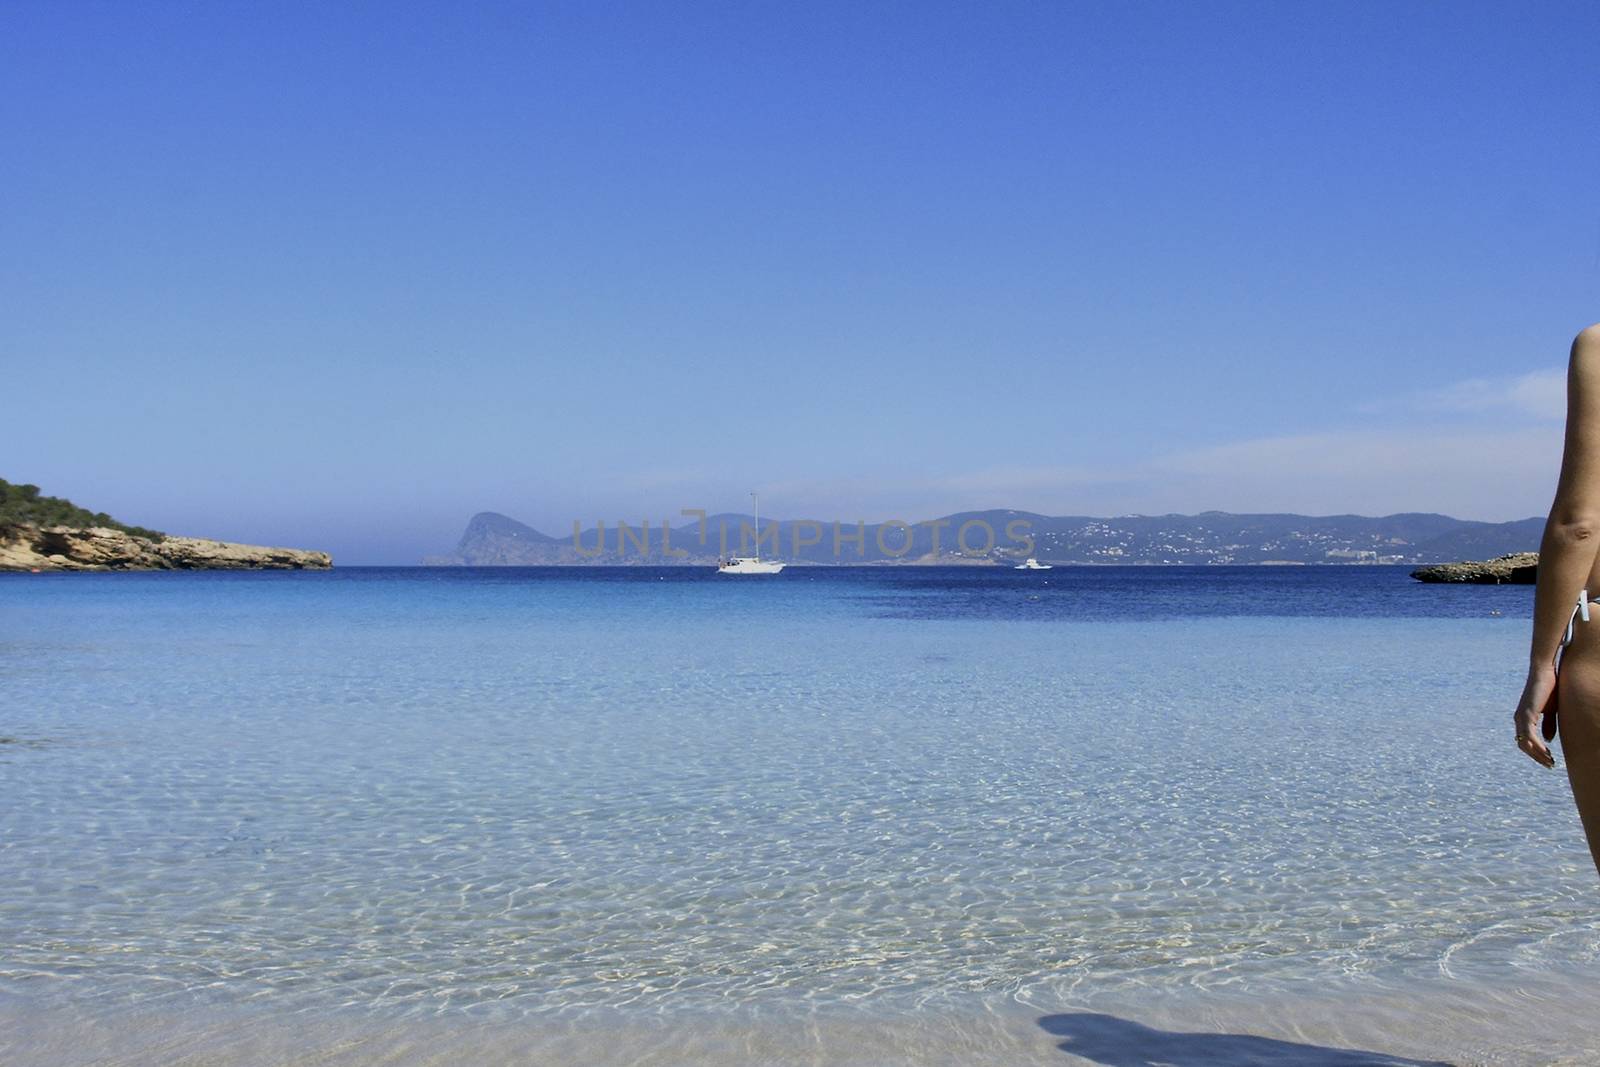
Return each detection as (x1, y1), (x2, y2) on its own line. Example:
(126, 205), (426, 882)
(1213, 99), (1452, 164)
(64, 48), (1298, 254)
(1, 565), (1596, 1066)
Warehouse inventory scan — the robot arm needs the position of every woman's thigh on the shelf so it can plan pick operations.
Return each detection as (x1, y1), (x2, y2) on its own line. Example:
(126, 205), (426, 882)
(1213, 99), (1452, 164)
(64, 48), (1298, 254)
(1557, 646), (1600, 873)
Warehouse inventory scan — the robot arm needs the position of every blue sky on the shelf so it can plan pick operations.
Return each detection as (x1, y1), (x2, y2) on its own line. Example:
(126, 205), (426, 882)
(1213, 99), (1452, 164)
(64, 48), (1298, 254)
(4, 2), (1597, 563)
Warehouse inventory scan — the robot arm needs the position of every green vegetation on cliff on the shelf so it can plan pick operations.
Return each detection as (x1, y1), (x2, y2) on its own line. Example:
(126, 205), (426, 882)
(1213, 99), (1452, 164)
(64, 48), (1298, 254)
(0, 478), (164, 541)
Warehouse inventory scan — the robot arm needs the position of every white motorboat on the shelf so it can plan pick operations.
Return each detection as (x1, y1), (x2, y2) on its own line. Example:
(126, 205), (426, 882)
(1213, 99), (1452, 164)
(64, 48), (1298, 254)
(1014, 558), (1052, 570)
(717, 556), (785, 575)
(718, 492), (785, 575)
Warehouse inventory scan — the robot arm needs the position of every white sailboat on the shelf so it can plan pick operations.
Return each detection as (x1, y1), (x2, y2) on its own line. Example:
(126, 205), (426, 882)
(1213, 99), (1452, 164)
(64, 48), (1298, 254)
(1014, 558), (1052, 570)
(718, 492), (785, 574)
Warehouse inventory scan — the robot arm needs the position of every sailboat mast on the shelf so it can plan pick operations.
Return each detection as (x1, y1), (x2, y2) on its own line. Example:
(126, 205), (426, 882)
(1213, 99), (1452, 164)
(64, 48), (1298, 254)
(752, 491), (760, 562)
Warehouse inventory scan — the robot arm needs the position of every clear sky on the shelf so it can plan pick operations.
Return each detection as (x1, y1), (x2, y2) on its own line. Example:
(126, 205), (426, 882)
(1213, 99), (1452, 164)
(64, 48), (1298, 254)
(4, 2), (1598, 563)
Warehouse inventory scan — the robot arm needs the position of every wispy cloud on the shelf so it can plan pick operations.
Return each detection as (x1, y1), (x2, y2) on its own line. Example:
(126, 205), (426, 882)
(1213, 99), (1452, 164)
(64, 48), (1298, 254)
(538, 370), (1569, 528)
(755, 425), (1561, 524)
(1418, 368), (1566, 420)
(1141, 425), (1559, 519)
(1361, 368), (1567, 421)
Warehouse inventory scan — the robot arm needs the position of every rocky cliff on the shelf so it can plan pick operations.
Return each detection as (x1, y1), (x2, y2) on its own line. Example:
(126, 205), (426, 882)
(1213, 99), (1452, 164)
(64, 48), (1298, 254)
(0, 525), (332, 572)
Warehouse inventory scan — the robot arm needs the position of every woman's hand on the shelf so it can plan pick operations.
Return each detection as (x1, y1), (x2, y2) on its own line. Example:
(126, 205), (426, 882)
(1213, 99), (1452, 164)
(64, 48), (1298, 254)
(1514, 665), (1558, 768)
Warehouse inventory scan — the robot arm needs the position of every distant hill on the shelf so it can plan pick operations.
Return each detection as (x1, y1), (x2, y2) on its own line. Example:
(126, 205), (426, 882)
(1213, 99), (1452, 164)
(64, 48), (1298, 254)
(1411, 519), (1547, 560)
(424, 508), (1545, 566)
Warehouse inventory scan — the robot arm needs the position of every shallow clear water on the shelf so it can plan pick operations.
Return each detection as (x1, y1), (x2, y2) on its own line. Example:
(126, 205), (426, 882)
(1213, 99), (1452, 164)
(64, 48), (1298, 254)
(1, 566), (1595, 1064)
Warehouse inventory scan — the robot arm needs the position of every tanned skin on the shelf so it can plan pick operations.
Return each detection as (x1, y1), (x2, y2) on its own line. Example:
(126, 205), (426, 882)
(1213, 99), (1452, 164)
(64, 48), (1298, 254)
(1514, 325), (1600, 874)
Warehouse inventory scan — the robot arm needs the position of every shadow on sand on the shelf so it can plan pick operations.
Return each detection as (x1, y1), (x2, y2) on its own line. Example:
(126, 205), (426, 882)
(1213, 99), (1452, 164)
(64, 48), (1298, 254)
(1039, 1012), (1456, 1067)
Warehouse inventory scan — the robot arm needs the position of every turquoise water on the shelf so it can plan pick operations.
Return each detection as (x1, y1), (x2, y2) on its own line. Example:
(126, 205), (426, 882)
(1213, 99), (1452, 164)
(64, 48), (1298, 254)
(2, 567), (1596, 1064)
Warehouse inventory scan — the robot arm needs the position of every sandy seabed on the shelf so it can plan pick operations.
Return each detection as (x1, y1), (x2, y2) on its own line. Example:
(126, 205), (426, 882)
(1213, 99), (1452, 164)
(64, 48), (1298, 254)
(2, 972), (1596, 1067)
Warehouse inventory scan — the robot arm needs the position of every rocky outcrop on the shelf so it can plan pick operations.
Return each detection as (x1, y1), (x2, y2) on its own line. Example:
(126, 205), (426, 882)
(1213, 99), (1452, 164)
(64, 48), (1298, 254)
(1410, 552), (1538, 584)
(0, 525), (332, 572)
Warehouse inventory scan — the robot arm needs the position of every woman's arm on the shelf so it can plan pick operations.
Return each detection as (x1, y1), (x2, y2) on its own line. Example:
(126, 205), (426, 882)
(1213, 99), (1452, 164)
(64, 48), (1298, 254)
(1516, 325), (1600, 766)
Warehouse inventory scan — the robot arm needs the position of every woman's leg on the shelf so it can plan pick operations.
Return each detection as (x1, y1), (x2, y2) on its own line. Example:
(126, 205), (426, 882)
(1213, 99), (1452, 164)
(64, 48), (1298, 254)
(1556, 650), (1600, 874)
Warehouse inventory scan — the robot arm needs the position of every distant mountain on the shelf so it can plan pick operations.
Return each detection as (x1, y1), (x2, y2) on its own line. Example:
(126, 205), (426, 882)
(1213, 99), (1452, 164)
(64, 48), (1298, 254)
(420, 511), (562, 565)
(424, 508), (1545, 566)
(1413, 518), (1546, 560)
